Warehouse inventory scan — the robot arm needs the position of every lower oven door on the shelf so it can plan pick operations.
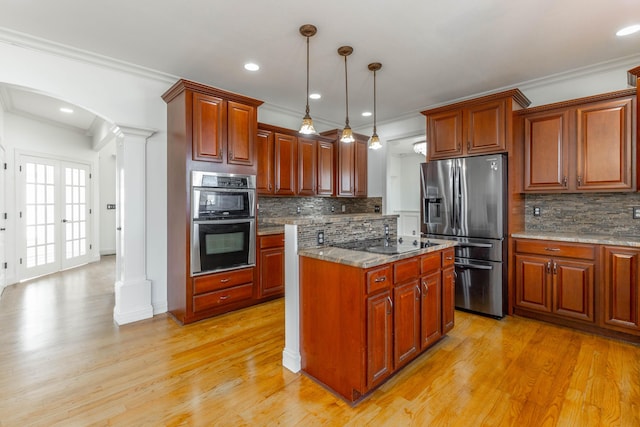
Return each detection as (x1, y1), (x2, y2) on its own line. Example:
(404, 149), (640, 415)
(454, 258), (504, 318)
(191, 219), (255, 276)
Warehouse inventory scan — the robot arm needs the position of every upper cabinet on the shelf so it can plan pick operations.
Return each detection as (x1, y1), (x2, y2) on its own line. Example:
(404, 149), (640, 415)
(162, 79), (263, 175)
(518, 89), (636, 193)
(257, 123), (335, 197)
(421, 89), (531, 161)
(321, 129), (368, 197)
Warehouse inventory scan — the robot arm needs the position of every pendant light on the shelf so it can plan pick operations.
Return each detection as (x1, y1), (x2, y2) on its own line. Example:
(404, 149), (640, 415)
(368, 62), (382, 150)
(299, 24), (317, 134)
(338, 46), (355, 143)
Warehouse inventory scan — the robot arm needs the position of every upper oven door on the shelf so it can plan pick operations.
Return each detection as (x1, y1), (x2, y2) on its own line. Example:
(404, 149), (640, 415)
(193, 187), (255, 220)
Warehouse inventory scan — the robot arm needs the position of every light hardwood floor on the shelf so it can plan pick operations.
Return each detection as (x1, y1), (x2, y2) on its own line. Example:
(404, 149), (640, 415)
(0, 257), (639, 426)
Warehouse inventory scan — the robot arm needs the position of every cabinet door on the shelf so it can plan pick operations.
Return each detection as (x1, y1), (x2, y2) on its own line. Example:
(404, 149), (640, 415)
(602, 246), (640, 333)
(394, 280), (421, 367)
(256, 129), (274, 194)
(227, 101), (256, 166)
(337, 139), (355, 196)
(552, 259), (594, 322)
(258, 247), (284, 298)
(421, 271), (442, 349)
(192, 92), (225, 162)
(465, 100), (506, 155)
(316, 141), (334, 196)
(442, 266), (455, 333)
(297, 137), (317, 196)
(427, 109), (463, 160)
(273, 133), (297, 196)
(523, 110), (570, 191)
(575, 97), (634, 191)
(514, 254), (552, 312)
(367, 290), (393, 387)
(354, 138), (368, 197)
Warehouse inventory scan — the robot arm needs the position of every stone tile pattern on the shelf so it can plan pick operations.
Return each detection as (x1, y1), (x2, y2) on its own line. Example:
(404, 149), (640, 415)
(296, 216), (398, 250)
(525, 193), (640, 236)
(257, 196), (383, 221)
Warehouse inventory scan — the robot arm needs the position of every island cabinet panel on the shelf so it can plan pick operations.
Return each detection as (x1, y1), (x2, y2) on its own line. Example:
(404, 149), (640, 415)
(367, 290), (393, 388)
(601, 246), (640, 335)
(518, 89), (636, 193)
(300, 246), (454, 404)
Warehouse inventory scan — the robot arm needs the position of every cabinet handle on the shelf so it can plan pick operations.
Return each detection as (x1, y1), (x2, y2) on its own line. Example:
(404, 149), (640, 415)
(219, 295), (230, 301)
(387, 296), (393, 314)
(219, 278), (230, 283)
(467, 141), (471, 151)
(546, 260), (551, 274)
(562, 176), (568, 187)
(416, 285), (421, 300)
(544, 247), (560, 252)
(422, 281), (429, 294)
(577, 175), (582, 187)
(374, 276), (387, 283)
(445, 256), (453, 260)
(457, 143), (461, 151)
(553, 262), (557, 275)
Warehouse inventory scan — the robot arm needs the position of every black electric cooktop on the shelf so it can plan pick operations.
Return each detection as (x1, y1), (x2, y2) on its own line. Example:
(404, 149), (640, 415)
(331, 237), (439, 255)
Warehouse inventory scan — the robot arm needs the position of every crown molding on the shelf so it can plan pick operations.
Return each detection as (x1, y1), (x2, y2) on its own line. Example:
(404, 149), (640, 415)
(0, 26), (178, 84)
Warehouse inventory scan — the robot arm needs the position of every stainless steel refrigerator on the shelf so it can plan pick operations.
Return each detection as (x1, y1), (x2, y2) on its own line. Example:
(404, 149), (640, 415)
(420, 154), (507, 318)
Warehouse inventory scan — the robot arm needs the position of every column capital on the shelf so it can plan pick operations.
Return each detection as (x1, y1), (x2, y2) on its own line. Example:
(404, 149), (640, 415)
(115, 124), (157, 139)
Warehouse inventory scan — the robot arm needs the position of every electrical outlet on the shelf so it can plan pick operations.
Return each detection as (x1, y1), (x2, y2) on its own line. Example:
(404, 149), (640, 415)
(317, 230), (324, 245)
(331, 206), (335, 213)
(341, 204), (346, 213)
(296, 206), (301, 214)
(633, 207), (640, 219)
(533, 206), (541, 217)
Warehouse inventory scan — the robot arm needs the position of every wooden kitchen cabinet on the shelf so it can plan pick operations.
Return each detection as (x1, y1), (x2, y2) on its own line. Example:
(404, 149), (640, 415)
(320, 129), (368, 197)
(367, 289), (393, 388)
(420, 271), (442, 348)
(258, 123), (335, 196)
(601, 246), (640, 335)
(519, 89), (636, 192)
(393, 258), (421, 368)
(162, 79), (263, 325)
(441, 248), (456, 333)
(514, 239), (596, 324)
(257, 233), (285, 298)
(421, 89), (530, 161)
(192, 93), (257, 166)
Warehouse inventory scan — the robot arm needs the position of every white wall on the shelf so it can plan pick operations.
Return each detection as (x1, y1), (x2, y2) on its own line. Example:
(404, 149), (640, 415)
(0, 38), (172, 314)
(99, 141), (116, 255)
(2, 113), (100, 284)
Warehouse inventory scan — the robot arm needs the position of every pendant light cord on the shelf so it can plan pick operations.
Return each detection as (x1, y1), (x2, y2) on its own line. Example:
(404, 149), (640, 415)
(344, 55), (350, 127)
(305, 36), (310, 115)
(373, 69), (377, 134)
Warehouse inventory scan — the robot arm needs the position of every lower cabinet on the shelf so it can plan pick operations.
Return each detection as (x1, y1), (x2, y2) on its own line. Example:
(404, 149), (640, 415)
(514, 239), (595, 323)
(300, 246), (455, 403)
(601, 246), (640, 335)
(257, 233), (285, 298)
(513, 238), (640, 340)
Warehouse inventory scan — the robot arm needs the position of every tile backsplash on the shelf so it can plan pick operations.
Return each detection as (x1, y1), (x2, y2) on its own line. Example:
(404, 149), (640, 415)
(257, 196), (383, 221)
(525, 193), (640, 236)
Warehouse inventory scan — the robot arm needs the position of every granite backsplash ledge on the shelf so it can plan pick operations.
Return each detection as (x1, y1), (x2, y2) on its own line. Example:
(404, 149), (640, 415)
(525, 192), (640, 236)
(257, 196), (383, 221)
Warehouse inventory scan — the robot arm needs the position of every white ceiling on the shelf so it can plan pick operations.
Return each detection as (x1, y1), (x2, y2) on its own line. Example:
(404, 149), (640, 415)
(0, 0), (639, 150)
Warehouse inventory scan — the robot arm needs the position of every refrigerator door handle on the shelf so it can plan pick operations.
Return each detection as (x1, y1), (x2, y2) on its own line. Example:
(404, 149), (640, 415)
(454, 262), (493, 270)
(456, 242), (493, 249)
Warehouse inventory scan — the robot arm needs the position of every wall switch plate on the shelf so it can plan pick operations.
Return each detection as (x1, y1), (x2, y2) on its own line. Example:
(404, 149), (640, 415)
(317, 230), (324, 245)
(341, 205), (346, 213)
(106, 204), (116, 210)
(296, 206), (301, 214)
(633, 207), (640, 219)
(533, 206), (541, 217)
(374, 205), (381, 213)
(331, 206), (335, 213)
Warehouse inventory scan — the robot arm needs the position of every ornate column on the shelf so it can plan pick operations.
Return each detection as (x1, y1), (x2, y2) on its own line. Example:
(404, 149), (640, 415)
(113, 125), (156, 325)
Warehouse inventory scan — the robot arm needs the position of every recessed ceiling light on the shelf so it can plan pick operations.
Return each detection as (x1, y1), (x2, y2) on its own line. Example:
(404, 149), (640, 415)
(244, 63), (260, 71)
(60, 107), (74, 114)
(362, 111), (372, 117)
(616, 24), (640, 36)
(309, 93), (321, 100)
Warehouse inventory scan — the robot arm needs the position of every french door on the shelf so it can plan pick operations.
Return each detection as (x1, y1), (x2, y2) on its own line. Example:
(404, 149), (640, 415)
(19, 155), (91, 280)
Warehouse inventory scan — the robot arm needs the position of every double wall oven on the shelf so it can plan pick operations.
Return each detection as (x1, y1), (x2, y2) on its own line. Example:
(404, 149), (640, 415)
(191, 171), (256, 276)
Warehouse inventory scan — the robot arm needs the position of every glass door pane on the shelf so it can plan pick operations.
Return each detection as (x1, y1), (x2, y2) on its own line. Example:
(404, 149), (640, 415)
(61, 162), (91, 270)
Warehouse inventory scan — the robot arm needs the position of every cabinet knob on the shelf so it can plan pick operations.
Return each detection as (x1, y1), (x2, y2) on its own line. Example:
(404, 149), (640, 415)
(562, 176), (568, 187)
(546, 260), (551, 274)
(219, 278), (230, 283)
(467, 141), (471, 151)
(553, 262), (557, 275)
(577, 176), (582, 187)
(374, 276), (387, 283)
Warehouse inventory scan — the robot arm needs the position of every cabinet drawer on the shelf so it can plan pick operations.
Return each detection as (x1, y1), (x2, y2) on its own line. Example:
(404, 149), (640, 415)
(366, 265), (392, 294)
(421, 252), (441, 275)
(441, 248), (455, 267)
(394, 258), (420, 284)
(514, 240), (595, 260)
(259, 233), (284, 249)
(193, 267), (254, 294)
(193, 283), (254, 312)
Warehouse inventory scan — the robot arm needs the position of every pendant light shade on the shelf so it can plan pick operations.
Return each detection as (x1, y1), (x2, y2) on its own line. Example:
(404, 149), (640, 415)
(338, 46), (355, 143)
(368, 62), (382, 150)
(299, 24), (317, 135)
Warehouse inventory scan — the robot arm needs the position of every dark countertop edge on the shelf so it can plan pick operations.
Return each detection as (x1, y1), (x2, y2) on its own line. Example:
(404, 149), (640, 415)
(298, 240), (457, 269)
(511, 232), (640, 248)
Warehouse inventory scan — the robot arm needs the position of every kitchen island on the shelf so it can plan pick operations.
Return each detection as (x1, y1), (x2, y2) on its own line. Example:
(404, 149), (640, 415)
(298, 240), (456, 403)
